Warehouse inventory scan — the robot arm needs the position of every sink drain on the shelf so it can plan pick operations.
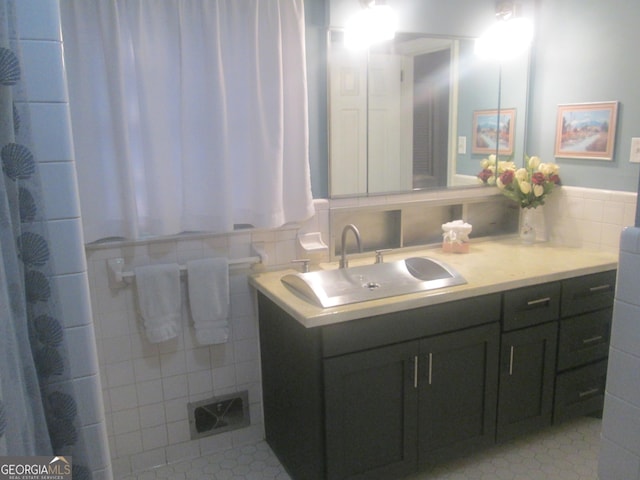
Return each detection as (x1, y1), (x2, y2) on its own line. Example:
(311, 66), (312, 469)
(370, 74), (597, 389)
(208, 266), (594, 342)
(363, 281), (381, 290)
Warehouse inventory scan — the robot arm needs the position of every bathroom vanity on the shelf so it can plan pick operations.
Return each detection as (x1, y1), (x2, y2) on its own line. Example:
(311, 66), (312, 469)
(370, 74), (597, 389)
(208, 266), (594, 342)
(250, 240), (617, 480)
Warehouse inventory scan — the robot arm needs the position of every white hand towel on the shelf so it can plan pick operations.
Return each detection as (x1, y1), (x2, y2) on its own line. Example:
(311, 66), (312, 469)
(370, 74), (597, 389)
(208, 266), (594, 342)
(187, 257), (230, 345)
(134, 263), (181, 343)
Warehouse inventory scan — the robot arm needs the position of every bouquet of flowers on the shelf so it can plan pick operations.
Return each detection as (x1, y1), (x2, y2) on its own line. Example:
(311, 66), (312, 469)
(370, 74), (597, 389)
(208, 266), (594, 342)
(477, 154), (561, 209)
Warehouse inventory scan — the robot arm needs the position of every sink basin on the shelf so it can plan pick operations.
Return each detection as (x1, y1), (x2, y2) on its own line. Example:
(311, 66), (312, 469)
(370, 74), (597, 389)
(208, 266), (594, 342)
(281, 257), (466, 308)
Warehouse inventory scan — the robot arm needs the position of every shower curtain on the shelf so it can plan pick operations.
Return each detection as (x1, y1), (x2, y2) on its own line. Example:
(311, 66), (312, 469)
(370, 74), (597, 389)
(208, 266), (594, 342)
(0, 1), (91, 477)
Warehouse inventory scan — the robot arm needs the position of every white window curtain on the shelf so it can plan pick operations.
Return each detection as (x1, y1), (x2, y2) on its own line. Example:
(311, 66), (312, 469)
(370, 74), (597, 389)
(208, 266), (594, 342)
(60, 0), (314, 243)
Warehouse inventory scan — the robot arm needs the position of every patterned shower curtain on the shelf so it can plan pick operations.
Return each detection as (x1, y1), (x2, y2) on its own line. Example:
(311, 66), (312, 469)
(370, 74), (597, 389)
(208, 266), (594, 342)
(0, 1), (91, 477)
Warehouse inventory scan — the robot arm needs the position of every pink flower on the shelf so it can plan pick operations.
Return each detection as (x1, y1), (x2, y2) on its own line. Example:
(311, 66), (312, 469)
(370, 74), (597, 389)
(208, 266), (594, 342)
(477, 168), (493, 183)
(531, 172), (546, 185)
(549, 174), (561, 185)
(499, 169), (515, 186)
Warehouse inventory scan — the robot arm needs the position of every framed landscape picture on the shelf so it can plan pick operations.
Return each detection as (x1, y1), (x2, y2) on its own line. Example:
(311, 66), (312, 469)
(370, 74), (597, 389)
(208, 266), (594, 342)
(554, 101), (618, 160)
(472, 108), (516, 155)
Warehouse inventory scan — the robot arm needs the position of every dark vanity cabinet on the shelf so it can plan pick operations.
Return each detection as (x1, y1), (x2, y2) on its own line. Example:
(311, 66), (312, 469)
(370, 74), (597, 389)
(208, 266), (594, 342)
(259, 293), (501, 480)
(257, 269), (616, 480)
(324, 322), (499, 479)
(497, 282), (560, 442)
(553, 270), (616, 423)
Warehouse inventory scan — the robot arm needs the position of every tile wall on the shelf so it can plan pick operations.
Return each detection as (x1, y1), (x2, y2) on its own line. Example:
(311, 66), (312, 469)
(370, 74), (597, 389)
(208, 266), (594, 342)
(88, 200), (329, 478)
(599, 226), (640, 479)
(14, 1), (111, 479)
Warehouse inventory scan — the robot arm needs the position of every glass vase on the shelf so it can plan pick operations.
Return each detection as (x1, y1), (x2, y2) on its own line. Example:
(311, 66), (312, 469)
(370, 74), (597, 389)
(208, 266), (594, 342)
(520, 208), (536, 244)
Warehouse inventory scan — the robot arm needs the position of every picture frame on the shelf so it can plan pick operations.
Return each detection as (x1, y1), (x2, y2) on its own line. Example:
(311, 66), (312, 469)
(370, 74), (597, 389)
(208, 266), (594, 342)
(554, 101), (618, 160)
(472, 108), (516, 155)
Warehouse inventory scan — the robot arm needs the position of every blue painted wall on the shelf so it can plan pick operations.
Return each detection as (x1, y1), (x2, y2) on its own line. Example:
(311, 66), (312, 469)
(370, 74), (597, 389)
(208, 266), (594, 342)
(527, 0), (640, 192)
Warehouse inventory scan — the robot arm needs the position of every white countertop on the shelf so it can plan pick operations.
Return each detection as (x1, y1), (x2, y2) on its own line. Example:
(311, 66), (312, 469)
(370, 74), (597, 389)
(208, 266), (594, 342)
(249, 238), (618, 329)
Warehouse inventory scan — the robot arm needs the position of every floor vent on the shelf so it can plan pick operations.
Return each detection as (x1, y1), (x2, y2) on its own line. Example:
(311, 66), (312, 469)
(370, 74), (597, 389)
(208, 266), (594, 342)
(188, 391), (250, 440)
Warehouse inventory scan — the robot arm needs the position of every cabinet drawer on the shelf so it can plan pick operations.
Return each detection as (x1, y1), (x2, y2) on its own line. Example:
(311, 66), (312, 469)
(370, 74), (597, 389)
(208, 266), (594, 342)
(322, 294), (501, 358)
(557, 308), (612, 371)
(502, 282), (561, 332)
(561, 270), (616, 317)
(553, 360), (607, 424)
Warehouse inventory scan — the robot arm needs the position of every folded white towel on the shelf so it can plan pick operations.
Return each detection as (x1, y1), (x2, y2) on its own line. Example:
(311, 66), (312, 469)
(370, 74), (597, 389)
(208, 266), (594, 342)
(187, 258), (230, 345)
(134, 263), (181, 343)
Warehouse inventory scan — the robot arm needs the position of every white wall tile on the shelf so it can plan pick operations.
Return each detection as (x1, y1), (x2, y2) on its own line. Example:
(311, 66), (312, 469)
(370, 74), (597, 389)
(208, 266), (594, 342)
(73, 374), (106, 426)
(136, 379), (164, 407)
(599, 437), (640, 480)
(38, 161), (81, 220)
(139, 403), (165, 429)
(112, 408), (141, 436)
(602, 394), (640, 457)
(66, 323), (100, 378)
(606, 348), (640, 409)
(80, 422), (113, 472)
(610, 300), (640, 356)
(27, 102), (73, 162)
(19, 40), (67, 102)
(48, 218), (87, 274)
(15, 0), (61, 41)
(130, 447), (166, 472)
(51, 273), (92, 327)
(109, 385), (138, 413)
(616, 251), (640, 305)
(141, 424), (168, 451)
(114, 431), (143, 458)
(105, 360), (135, 388)
(162, 375), (188, 401)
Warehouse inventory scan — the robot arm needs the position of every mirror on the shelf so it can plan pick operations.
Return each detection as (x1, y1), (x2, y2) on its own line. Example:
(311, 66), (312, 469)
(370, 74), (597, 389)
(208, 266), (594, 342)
(328, 29), (531, 197)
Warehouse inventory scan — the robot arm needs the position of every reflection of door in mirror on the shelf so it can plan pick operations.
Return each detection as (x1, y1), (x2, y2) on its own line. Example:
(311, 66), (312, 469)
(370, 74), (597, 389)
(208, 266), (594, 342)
(329, 48), (368, 196)
(368, 52), (408, 193)
(329, 32), (456, 197)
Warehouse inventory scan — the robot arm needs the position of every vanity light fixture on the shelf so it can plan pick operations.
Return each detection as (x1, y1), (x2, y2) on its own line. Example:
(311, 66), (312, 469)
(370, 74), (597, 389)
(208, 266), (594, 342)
(344, 0), (398, 50)
(475, 1), (533, 61)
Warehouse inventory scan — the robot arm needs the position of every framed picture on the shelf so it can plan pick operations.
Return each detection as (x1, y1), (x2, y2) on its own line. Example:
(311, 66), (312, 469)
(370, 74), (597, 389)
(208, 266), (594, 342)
(472, 108), (516, 155)
(554, 101), (618, 160)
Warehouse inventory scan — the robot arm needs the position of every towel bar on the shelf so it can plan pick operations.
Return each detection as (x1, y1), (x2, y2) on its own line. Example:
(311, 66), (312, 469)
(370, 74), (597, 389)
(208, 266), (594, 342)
(107, 256), (261, 288)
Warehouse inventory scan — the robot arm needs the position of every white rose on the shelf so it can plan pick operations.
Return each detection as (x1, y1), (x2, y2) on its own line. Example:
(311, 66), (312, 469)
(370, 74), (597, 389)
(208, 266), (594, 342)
(488, 175), (496, 185)
(515, 168), (528, 181)
(488, 154), (496, 164)
(481, 158), (491, 169)
(538, 163), (552, 176)
(498, 161), (516, 174)
(528, 156), (541, 169)
(519, 180), (531, 194)
(533, 184), (544, 197)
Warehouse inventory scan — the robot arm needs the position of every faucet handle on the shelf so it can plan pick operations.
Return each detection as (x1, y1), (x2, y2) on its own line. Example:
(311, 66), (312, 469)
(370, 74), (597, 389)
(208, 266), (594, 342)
(375, 249), (393, 264)
(292, 259), (311, 273)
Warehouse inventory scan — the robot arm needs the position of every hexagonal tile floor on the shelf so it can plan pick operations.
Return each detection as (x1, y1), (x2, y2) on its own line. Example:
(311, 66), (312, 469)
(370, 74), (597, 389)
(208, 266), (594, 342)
(123, 416), (601, 480)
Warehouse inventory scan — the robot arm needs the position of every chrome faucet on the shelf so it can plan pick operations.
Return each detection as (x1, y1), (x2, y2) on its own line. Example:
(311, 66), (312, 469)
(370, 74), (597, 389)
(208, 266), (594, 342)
(339, 224), (362, 269)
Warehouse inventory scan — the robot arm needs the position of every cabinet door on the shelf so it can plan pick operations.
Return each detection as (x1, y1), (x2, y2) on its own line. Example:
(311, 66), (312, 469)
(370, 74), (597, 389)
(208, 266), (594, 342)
(497, 322), (558, 442)
(418, 323), (500, 466)
(324, 341), (419, 480)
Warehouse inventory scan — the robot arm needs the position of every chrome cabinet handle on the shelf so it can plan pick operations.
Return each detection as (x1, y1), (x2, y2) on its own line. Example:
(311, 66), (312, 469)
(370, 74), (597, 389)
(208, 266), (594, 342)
(509, 346), (514, 376)
(583, 335), (604, 344)
(579, 388), (600, 398)
(413, 356), (419, 389)
(589, 284), (611, 293)
(427, 353), (433, 385)
(527, 297), (551, 306)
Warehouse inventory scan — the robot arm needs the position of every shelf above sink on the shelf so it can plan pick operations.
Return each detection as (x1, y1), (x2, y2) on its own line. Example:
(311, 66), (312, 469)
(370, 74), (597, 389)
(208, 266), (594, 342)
(281, 257), (467, 308)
